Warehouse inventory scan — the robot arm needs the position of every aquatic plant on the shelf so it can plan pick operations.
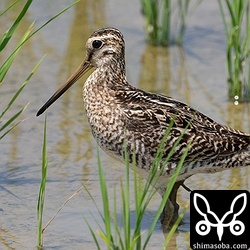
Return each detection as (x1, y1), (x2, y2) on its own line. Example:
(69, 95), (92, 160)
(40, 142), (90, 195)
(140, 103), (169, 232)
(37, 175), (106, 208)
(218, 0), (250, 102)
(0, 0), (79, 141)
(141, 0), (201, 45)
(0, 0), (79, 248)
(0, 0), (33, 139)
(84, 123), (190, 249)
(37, 116), (48, 248)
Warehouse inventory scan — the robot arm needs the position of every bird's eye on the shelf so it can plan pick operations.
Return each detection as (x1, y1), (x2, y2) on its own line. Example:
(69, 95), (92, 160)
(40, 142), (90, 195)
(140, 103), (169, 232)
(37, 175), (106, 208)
(92, 40), (103, 49)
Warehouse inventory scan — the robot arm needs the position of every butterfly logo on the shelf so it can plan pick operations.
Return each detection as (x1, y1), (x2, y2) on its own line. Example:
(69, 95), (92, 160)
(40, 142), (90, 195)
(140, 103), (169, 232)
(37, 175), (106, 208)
(193, 192), (247, 241)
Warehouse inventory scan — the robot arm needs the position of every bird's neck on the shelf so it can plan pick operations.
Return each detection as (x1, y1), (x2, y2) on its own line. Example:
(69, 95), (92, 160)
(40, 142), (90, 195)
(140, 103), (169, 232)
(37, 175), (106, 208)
(93, 59), (129, 88)
(83, 58), (130, 102)
(83, 59), (128, 137)
(106, 57), (126, 80)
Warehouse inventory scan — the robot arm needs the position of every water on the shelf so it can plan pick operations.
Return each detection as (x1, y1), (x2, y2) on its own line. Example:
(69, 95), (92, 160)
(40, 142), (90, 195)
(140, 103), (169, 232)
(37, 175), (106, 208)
(0, 1), (249, 249)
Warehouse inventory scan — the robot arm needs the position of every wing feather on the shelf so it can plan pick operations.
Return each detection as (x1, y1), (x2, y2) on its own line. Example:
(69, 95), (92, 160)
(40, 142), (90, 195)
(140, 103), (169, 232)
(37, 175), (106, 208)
(115, 88), (250, 162)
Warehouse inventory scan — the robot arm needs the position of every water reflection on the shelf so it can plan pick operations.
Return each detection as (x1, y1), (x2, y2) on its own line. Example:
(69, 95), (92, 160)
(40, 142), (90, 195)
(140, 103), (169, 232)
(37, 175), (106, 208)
(51, 0), (107, 182)
(139, 45), (171, 93)
(139, 43), (195, 107)
(226, 102), (250, 132)
(0, 228), (17, 250)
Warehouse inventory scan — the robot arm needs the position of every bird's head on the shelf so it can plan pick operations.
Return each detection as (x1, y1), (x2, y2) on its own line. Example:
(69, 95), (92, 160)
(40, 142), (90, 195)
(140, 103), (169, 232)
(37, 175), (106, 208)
(36, 27), (124, 116)
(86, 27), (125, 68)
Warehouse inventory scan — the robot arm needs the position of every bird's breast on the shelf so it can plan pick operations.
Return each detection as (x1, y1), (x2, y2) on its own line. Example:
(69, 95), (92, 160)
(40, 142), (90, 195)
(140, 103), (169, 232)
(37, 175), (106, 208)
(83, 78), (126, 153)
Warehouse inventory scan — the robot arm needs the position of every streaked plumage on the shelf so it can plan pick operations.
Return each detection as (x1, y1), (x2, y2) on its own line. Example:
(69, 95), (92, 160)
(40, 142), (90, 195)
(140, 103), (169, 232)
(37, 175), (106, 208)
(37, 27), (250, 230)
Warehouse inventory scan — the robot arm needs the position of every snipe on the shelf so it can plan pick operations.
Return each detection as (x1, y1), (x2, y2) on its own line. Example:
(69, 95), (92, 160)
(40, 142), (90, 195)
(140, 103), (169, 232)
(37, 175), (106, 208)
(37, 27), (250, 231)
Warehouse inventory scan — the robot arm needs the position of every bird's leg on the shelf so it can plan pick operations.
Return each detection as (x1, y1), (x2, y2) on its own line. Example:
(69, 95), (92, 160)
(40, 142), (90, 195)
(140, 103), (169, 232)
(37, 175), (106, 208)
(160, 180), (184, 231)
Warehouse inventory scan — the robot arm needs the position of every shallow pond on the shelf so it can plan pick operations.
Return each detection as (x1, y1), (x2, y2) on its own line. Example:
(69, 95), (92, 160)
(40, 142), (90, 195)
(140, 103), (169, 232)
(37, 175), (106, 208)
(0, 0), (249, 249)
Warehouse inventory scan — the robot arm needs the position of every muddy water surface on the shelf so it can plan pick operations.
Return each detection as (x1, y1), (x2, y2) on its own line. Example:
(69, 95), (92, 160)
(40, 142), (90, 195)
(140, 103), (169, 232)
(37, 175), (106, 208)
(0, 1), (249, 249)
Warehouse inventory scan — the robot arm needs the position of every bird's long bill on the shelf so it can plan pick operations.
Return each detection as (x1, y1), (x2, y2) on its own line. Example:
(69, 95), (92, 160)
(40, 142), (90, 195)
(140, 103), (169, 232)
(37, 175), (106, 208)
(36, 58), (93, 116)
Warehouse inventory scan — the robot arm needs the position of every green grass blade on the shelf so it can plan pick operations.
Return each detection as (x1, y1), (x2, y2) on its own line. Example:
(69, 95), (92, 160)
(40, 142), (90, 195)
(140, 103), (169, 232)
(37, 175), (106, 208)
(218, 0), (229, 37)
(0, 56), (44, 139)
(218, 0), (250, 101)
(84, 218), (101, 250)
(163, 207), (186, 248)
(0, 23), (33, 84)
(82, 184), (114, 247)
(161, 0), (170, 44)
(24, 0), (80, 45)
(0, 55), (45, 119)
(141, 120), (175, 193)
(86, 120), (191, 249)
(82, 184), (106, 227)
(0, 0), (32, 52)
(225, 0), (236, 27)
(97, 149), (112, 249)
(0, 103), (28, 133)
(111, 186), (126, 250)
(0, 0), (19, 17)
(143, 144), (190, 249)
(132, 121), (176, 244)
(0, 1), (79, 84)
(37, 115), (48, 248)
(122, 144), (131, 249)
(133, 155), (143, 250)
(0, 119), (23, 140)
